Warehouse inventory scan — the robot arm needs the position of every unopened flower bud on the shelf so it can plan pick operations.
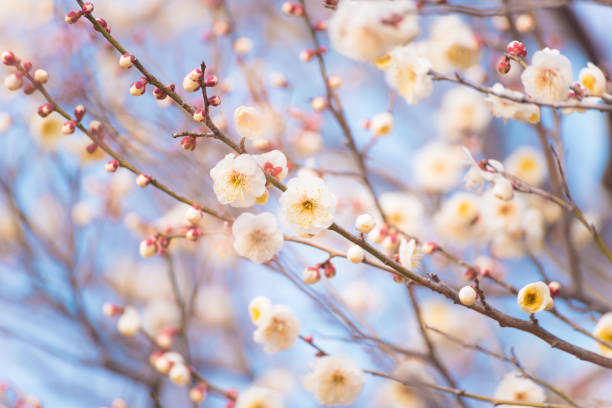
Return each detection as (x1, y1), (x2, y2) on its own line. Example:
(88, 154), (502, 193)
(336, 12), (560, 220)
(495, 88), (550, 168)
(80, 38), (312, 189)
(4, 72), (22, 91)
(185, 206), (203, 224)
(193, 109), (205, 122)
(382, 234), (398, 251)
(95, 17), (111, 33)
(548, 281), (561, 297)
(208, 95), (221, 106)
(181, 136), (197, 151)
(314, 20), (327, 31)
(515, 13), (535, 33)
(327, 75), (342, 89)
(189, 385), (207, 403)
(136, 173), (151, 187)
(156, 328), (175, 349)
(506, 40), (527, 58)
(270, 72), (288, 88)
(65, 10), (82, 24)
(139, 238), (157, 257)
(300, 49), (315, 62)
(347, 245), (365, 263)
(23, 84), (36, 95)
(61, 121), (76, 134)
(368, 226), (385, 244)
(186, 228), (200, 241)
(85, 142), (98, 155)
(464, 268), (477, 280)
(169, 363), (191, 386)
(33, 69), (48, 84)
(105, 160), (119, 172)
(459, 286), (477, 306)
(492, 177), (514, 201)
(1, 51), (16, 66)
(74, 104), (86, 121)
(81, 2), (94, 14)
(303, 266), (321, 284)
(282, 2), (304, 16)
(117, 306), (141, 337)
(311, 96), (326, 111)
(497, 56), (511, 75)
(322, 261), (336, 278)
(111, 399), (126, 408)
(38, 103), (53, 118)
(102, 302), (123, 317)
(119, 53), (134, 69)
(421, 242), (437, 255)
(355, 213), (375, 233)
(129, 80), (146, 96)
(22, 61), (32, 71)
(205, 75), (218, 87)
(153, 353), (171, 374)
(233, 37), (253, 55)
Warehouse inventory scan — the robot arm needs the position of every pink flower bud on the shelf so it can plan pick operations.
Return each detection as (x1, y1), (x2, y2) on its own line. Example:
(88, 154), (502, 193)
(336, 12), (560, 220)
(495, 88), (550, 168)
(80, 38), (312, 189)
(22, 61), (32, 71)
(65, 10), (82, 24)
(193, 109), (205, 122)
(185, 206), (203, 224)
(33, 69), (48, 84)
(95, 18), (111, 33)
(299, 49), (315, 62)
(156, 328), (176, 349)
(103, 302), (123, 317)
(74, 104), (86, 121)
(189, 385), (207, 403)
(4, 72), (22, 91)
(421, 242), (437, 255)
(85, 142), (99, 154)
(548, 281), (561, 297)
(82, 2), (94, 14)
(181, 136), (197, 151)
(119, 53), (135, 69)
(89, 120), (103, 135)
(303, 266), (321, 284)
(105, 160), (119, 172)
(506, 40), (527, 58)
(188, 68), (203, 82)
(313, 20), (327, 31)
(282, 2), (303, 16)
(139, 238), (157, 257)
(153, 86), (166, 100)
(129, 80), (146, 96)
(207, 95), (221, 106)
(185, 228), (200, 241)
(38, 103), (53, 118)
(323, 261), (336, 278)
(136, 173), (151, 187)
(61, 121), (76, 134)
(182, 76), (200, 93)
(1, 51), (16, 66)
(464, 268), (477, 280)
(497, 56), (511, 75)
(205, 75), (218, 87)
(23, 84), (36, 95)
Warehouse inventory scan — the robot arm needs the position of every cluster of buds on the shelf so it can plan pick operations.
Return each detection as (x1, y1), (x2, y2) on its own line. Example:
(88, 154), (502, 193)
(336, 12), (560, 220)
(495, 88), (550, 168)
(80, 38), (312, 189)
(569, 81), (587, 101)
(150, 351), (191, 386)
(189, 383), (208, 404)
(299, 46), (327, 62)
(506, 40), (527, 59)
(281, 2), (304, 16)
(181, 135), (197, 151)
(369, 223), (400, 251)
(65, 2), (93, 24)
(130, 78), (147, 96)
(302, 260), (336, 284)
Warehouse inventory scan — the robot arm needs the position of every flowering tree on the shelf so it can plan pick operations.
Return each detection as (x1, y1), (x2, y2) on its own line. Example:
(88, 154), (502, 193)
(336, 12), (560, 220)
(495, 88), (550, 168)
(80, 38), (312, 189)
(2, 0), (612, 407)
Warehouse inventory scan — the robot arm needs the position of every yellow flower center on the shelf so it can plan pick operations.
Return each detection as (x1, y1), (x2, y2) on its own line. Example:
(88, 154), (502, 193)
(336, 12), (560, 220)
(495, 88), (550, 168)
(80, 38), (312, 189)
(535, 69), (560, 93)
(374, 54), (392, 70)
(396, 66), (417, 96)
(581, 74), (596, 93)
(249, 307), (261, 322)
(523, 289), (540, 307)
(331, 371), (345, 384)
(519, 157), (537, 173)
(445, 44), (479, 69)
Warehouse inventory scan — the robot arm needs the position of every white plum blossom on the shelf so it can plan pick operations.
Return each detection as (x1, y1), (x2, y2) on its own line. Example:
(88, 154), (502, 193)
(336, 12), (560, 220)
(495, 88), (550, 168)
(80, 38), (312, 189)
(521, 48), (573, 103)
(579, 62), (607, 96)
(434, 192), (482, 244)
(385, 45), (433, 104)
(209, 153), (267, 208)
(234, 105), (266, 139)
(494, 371), (546, 407)
(380, 192), (424, 236)
(517, 282), (553, 313)
(439, 87), (491, 141)
(232, 212), (284, 264)
(252, 303), (300, 353)
(413, 142), (464, 192)
(279, 176), (337, 236)
(370, 112), (394, 136)
(236, 387), (283, 408)
(117, 306), (141, 337)
(486, 83), (540, 124)
(303, 355), (365, 406)
(594, 312), (612, 357)
(504, 146), (546, 186)
(249, 296), (273, 326)
(428, 16), (480, 73)
(328, 0), (419, 62)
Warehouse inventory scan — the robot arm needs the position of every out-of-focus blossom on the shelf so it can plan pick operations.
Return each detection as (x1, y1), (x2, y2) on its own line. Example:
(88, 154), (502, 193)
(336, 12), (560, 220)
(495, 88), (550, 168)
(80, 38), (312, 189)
(303, 355), (365, 406)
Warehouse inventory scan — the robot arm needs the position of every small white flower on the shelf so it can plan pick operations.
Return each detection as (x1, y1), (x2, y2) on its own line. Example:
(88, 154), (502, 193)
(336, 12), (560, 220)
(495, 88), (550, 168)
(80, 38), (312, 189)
(439, 87), (491, 141)
(370, 112), (394, 136)
(169, 363), (191, 386)
(521, 48), (573, 103)
(517, 282), (553, 313)
(492, 177), (514, 201)
(209, 153), (267, 208)
(234, 105), (266, 139)
(579, 62), (607, 96)
(434, 192), (481, 243)
(249, 296), (273, 326)
(328, 0), (419, 62)
(594, 312), (612, 357)
(413, 142), (464, 192)
(428, 16), (480, 73)
(232, 212), (284, 264)
(494, 371), (546, 408)
(504, 146), (546, 186)
(486, 83), (540, 124)
(355, 213), (376, 233)
(253, 304), (300, 353)
(380, 192), (424, 236)
(458, 286), (477, 306)
(303, 355), (365, 406)
(254, 150), (289, 181)
(346, 245), (365, 263)
(385, 45), (433, 104)
(236, 387), (283, 408)
(117, 306), (141, 337)
(398, 238), (420, 270)
(279, 176), (337, 236)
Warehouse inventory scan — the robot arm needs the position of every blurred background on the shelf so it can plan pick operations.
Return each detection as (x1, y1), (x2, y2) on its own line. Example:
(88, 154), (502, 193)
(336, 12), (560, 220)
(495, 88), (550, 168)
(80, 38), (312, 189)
(1, 0), (612, 407)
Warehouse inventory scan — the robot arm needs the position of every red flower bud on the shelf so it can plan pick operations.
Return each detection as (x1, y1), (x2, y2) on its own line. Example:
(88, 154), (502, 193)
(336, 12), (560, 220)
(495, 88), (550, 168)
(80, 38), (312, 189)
(82, 2), (94, 14)
(65, 10), (83, 24)
(506, 40), (527, 58)
(181, 136), (197, 151)
(1, 51), (16, 66)
(38, 103), (53, 118)
(497, 55), (511, 75)
(207, 95), (221, 106)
